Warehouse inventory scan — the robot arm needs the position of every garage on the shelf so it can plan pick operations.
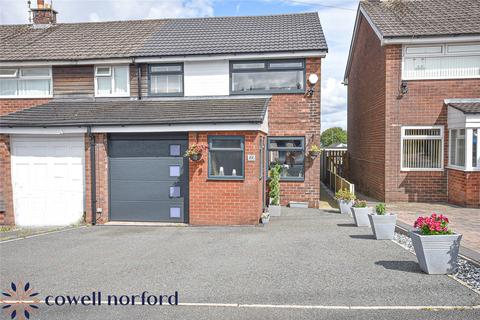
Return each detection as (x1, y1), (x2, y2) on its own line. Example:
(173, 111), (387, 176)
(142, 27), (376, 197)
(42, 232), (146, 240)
(10, 135), (85, 226)
(108, 133), (189, 223)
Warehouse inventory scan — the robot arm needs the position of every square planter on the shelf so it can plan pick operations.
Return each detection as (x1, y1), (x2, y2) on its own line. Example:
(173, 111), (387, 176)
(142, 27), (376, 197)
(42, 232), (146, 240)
(337, 200), (353, 215)
(410, 231), (462, 274)
(269, 205), (281, 217)
(351, 207), (372, 227)
(368, 214), (397, 240)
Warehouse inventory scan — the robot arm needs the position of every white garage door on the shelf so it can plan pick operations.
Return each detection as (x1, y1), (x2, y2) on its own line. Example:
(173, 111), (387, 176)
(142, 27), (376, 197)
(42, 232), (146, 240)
(11, 135), (85, 226)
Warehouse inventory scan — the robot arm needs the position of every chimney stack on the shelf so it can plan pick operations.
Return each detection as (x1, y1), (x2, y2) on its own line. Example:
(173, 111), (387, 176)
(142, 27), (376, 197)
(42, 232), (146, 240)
(31, 0), (58, 25)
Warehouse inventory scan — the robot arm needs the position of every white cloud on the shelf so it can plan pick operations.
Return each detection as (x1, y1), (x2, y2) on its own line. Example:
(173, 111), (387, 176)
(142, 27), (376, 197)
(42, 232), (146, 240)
(0, 0), (214, 24)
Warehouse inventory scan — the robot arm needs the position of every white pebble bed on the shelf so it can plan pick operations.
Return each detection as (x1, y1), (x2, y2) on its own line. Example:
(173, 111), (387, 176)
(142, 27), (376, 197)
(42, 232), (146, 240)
(393, 232), (480, 292)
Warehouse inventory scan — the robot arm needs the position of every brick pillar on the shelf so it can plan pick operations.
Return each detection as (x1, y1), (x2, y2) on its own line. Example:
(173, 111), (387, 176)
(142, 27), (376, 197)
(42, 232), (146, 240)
(84, 133), (109, 224)
(0, 135), (14, 225)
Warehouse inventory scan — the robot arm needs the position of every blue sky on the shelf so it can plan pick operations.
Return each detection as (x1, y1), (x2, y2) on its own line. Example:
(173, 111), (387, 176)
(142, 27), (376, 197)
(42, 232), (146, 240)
(0, 0), (359, 132)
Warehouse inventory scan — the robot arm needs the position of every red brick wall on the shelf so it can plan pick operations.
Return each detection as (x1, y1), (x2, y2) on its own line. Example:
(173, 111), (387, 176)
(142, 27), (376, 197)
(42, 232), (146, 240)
(188, 131), (264, 225)
(0, 99), (51, 116)
(348, 14), (480, 203)
(0, 135), (14, 225)
(84, 133), (109, 224)
(448, 169), (480, 208)
(384, 46), (480, 202)
(346, 15), (386, 200)
(267, 57), (321, 207)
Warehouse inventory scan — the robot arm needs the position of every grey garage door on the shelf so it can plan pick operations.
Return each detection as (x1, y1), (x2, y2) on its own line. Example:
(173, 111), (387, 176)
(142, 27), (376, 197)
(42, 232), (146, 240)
(108, 133), (188, 222)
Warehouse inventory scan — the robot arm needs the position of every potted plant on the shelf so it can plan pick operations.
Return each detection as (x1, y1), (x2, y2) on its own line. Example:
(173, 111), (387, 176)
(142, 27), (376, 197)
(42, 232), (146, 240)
(184, 143), (207, 161)
(368, 203), (397, 240)
(308, 144), (321, 159)
(350, 200), (372, 227)
(335, 189), (356, 215)
(268, 163), (282, 217)
(411, 213), (462, 274)
(261, 211), (270, 224)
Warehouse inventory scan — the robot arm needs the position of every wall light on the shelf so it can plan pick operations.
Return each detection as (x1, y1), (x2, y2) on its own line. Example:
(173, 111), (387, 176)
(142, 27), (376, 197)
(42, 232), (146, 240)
(307, 73), (318, 96)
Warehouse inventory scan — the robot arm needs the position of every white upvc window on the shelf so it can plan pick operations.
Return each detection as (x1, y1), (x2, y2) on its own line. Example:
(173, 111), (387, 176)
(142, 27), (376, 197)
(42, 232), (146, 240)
(0, 67), (52, 98)
(94, 65), (130, 97)
(401, 126), (444, 171)
(402, 43), (480, 80)
(449, 128), (480, 171)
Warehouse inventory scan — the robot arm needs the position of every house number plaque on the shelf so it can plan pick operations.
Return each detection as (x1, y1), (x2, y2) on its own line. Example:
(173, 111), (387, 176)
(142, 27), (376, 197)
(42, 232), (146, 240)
(247, 155), (256, 161)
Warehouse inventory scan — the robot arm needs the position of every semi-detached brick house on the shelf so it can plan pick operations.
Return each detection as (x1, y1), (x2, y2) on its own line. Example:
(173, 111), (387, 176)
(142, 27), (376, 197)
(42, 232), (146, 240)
(345, 0), (480, 208)
(0, 1), (328, 226)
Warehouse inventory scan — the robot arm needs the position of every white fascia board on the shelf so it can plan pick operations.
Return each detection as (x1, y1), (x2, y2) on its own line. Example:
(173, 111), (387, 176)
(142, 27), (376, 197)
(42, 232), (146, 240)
(0, 51), (326, 67)
(383, 35), (480, 45)
(0, 123), (268, 134)
(0, 127), (87, 134)
(445, 98), (480, 104)
(134, 51), (326, 63)
(92, 122), (268, 134)
(0, 58), (133, 67)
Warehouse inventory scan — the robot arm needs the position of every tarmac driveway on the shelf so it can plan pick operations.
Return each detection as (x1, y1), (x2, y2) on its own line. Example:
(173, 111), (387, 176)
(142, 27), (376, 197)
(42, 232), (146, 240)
(1, 208), (479, 319)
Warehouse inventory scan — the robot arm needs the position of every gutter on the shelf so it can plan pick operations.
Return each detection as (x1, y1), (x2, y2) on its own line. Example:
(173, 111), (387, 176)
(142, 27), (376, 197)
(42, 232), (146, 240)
(87, 126), (97, 226)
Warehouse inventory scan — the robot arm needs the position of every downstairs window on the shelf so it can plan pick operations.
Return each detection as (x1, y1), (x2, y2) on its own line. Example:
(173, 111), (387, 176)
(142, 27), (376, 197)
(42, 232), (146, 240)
(401, 127), (444, 171)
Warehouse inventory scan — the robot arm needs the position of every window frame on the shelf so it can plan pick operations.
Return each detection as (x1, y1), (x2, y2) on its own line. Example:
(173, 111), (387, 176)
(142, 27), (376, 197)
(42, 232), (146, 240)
(148, 63), (184, 97)
(400, 126), (444, 172)
(229, 59), (306, 95)
(94, 65), (130, 97)
(0, 66), (52, 98)
(448, 127), (480, 171)
(208, 136), (245, 180)
(402, 43), (480, 80)
(267, 136), (305, 182)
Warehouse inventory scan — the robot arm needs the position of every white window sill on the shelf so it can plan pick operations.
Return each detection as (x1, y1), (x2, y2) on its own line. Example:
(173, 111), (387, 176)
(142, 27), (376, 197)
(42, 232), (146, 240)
(446, 166), (480, 172)
(0, 95), (52, 99)
(400, 168), (444, 172)
(95, 94), (130, 98)
(402, 76), (480, 81)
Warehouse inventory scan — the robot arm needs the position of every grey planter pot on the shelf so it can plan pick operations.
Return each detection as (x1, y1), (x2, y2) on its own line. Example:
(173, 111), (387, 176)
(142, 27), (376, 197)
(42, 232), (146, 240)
(368, 214), (397, 240)
(351, 207), (372, 227)
(410, 231), (462, 274)
(337, 200), (353, 215)
(269, 205), (281, 217)
(261, 217), (270, 224)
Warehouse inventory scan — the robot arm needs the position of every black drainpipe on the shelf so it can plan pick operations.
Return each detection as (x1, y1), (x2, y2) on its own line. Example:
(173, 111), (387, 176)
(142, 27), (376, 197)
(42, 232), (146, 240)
(87, 126), (97, 225)
(136, 63), (142, 100)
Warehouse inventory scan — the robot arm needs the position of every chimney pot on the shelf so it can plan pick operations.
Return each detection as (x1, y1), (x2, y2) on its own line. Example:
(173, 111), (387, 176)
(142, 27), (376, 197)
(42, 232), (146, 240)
(37, 0), (44, 9)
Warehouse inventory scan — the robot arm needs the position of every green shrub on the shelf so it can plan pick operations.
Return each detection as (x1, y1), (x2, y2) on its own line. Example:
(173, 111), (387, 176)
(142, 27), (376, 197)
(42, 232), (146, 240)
(335, 189), (356, 201)
(269, 164), (282, 206)
(375, 203), (386, 215)
(353, 200), (367, 208)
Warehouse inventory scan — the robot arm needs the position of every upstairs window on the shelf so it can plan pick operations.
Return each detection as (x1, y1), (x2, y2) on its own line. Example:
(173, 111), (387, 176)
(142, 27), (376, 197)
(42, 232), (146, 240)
(230, 59), (305, 94)
(402, 43), (480, 80)
(95, 65), (129, 97)
(149, 64), (183, 96)
(0, 67), (52, 97)
(401, 127), (443, 171)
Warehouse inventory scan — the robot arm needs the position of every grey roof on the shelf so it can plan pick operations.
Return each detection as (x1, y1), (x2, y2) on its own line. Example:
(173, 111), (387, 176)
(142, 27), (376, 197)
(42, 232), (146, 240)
(0, 13), (327, 62)
(448, 102), (480, 114)
(0, 98), (269, 127)
(361, 0), (480, 38)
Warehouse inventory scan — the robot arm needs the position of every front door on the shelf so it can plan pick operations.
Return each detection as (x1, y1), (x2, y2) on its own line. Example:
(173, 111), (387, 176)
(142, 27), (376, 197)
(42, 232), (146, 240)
(108, 133), (188, 222)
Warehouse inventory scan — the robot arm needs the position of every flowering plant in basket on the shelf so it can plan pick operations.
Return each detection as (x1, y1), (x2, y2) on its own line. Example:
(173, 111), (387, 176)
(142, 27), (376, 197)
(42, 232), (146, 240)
(184, 144), (208, 161)
(414, 213), (452, 235)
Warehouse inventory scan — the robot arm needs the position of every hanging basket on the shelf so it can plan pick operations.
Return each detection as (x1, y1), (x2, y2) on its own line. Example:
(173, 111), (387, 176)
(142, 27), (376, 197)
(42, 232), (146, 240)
(189, 153), (203, 161)
(309, 150), (320, 159)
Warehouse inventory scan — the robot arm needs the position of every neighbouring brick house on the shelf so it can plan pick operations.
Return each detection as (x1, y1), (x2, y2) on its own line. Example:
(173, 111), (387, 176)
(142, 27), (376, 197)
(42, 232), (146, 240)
(345, 0), (480, 208)
(0, 1), (327, 226)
